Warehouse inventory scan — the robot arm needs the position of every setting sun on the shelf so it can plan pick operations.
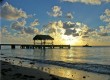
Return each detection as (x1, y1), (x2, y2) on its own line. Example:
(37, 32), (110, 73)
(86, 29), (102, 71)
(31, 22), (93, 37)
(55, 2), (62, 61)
(62, 35), (79, 45)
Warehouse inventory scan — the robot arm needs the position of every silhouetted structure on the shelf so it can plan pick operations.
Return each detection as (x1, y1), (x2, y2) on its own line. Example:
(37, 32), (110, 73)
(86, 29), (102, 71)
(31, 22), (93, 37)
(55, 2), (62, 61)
(33, 35), (54, 45)
(0, 35), (70, 49)
(83, 44), (92, 47)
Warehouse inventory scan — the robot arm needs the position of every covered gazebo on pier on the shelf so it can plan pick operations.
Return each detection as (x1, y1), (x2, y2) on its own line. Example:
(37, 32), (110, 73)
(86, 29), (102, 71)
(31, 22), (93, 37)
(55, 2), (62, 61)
(33, 35), (54, 45)
(0, 35), (70, 49)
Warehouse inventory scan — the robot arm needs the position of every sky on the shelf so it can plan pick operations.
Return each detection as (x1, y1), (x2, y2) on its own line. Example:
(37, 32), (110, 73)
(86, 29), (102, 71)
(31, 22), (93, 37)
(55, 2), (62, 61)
(0, 0), (110, 46)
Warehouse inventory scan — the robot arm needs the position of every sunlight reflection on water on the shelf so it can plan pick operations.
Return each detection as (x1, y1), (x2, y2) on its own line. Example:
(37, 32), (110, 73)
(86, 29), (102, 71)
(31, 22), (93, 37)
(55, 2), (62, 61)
(1, 46), (110, 80)
(1, 46), (110, 65)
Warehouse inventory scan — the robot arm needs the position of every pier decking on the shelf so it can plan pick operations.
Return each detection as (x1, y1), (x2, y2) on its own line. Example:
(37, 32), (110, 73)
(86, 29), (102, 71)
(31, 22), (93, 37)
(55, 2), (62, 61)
(0, 44), (70, 49)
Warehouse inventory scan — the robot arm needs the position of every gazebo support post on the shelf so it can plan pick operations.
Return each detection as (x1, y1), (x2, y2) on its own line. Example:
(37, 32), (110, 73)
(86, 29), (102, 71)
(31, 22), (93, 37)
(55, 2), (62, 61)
(43, 40), (46, 49)
(52, 40), (53, 45)
(41, 40), (42, 45)
(34, 40), (35, 45)
(44, 40), (46, 45)
(40, 40), (42, 49)
(51, 40), (53, 48)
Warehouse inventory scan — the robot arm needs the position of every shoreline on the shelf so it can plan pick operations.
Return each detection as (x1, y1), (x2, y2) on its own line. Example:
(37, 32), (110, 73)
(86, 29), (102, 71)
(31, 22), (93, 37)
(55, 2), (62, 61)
(12, 56), (110, 75)
(1, 60), (71, 80)
(1, 59), (110, 80)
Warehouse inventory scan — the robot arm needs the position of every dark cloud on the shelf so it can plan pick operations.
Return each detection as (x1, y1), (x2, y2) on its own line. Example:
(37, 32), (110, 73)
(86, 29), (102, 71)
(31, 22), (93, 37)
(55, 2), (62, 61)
(64, 29), (73, 35)
(64, 28), (78, 36)
(73, 33), (79, 37)
(11, 20), (26, 31)
(66, 12), (73, 19)
(24, 27), (38, 34)
(82, 35), (89, 38)
(97, 32), (108, 36)
(63, 22), (76, 29)
(47, 28), (56, 34)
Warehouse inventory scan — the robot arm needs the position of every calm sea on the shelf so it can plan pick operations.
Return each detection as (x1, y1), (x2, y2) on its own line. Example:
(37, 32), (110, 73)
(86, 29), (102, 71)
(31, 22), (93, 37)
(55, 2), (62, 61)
(1, 46), (110, 80)
(1, 46), (110, 65)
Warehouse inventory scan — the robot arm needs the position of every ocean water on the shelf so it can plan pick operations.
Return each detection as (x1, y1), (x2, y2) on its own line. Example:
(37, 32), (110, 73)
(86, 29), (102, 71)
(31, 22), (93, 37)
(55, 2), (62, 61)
(1, 46), (110, 65)
(1, 46), (110, 80)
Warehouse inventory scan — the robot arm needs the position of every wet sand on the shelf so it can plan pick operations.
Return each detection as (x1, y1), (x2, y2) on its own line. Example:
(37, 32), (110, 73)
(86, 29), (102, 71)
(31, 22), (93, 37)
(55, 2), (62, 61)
(0, 60), (71, 80)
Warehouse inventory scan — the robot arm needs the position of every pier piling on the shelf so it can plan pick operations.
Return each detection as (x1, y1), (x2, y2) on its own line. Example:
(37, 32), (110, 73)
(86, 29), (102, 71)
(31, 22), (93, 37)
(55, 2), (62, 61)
(11, 45), (15, 49)
(0, 44), (71, 49)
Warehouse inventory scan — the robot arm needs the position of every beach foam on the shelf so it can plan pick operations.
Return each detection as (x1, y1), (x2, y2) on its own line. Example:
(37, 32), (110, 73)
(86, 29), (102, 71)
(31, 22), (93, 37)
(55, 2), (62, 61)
(11, 56), (110, 75)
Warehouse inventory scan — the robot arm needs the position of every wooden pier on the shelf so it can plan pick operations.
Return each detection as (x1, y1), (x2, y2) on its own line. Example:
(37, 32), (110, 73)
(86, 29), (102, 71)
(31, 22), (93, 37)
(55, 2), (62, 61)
(0, 44), (70, 49)
(0, 35), (71, 49)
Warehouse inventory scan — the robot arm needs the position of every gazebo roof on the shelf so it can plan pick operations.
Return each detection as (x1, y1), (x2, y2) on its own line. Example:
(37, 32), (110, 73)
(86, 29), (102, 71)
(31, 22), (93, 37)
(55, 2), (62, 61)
(33, 35), (54, 40)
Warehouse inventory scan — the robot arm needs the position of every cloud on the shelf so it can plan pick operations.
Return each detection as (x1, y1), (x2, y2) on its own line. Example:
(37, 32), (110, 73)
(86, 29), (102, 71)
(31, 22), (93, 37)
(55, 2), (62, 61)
(1, 26), (39, 44)
(1, 25), (39, 44)
(63, 22), (93, 37)
(64, 29), (74, 35)
(72, 33), (79, 37)
(1, 20), (110, 45)
(1, 2), (27, 20)
(99, 9), (110, 37)
(1, 26), (12, 44)
(97, 32), (108, 36)
(42, 20), (90, 37)
(11, 19), (26, 31)
(105, 0), (110, 2)
(1, 32), (36, 44)
(61, 0), (110, 5)
(106, 23), (110, 32)
(96, 25), (110, 36)
(42, 21), (91, 45)
(28, 14), (36, 18)
(10, 19), (39, 34)
(66, 12), (74, 19)
(63, 21), (76, 29)
(43, 21), (64, 35)
(42, 20), (110, 42)
(81, 0), (101, 5)
(1, 26), (8, 33)
(105, 9), (110, 16)
(30, 19), (39, 27)
(23, 27), (38, 34)
(82, 35), (89, 38)
(47, 6), (62, 17)
(100, 9), (110, 23)
(1, 26), (10, 35)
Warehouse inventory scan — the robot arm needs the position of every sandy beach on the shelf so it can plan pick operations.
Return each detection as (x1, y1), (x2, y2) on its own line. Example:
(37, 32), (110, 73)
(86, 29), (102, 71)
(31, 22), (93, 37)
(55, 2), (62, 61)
(1, 60), (71, 80)
(1, 59), (110, 80)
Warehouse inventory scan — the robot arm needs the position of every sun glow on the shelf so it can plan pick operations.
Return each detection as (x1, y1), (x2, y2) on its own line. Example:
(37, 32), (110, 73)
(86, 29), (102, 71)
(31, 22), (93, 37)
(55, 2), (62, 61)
(62, 35), (79, 45)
